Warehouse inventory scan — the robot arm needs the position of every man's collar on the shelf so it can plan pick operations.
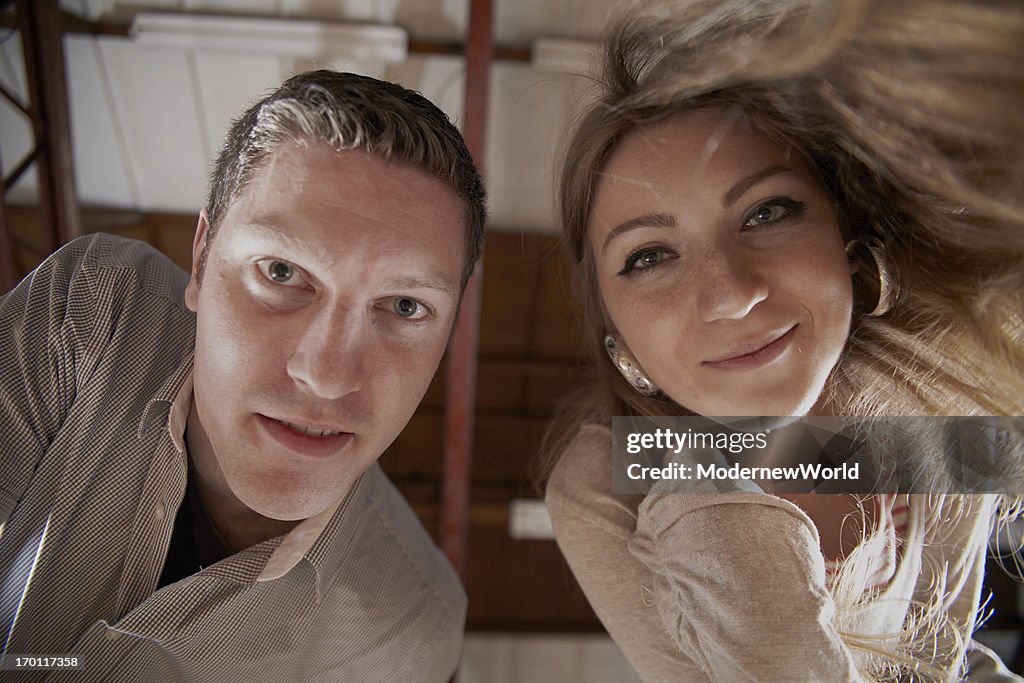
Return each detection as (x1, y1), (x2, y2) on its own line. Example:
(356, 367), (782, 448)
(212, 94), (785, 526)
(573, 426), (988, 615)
(284, 466), (373, 587)
(166, 368), (194, 454)
(257, 494), (344, 582)
(137, 353), (194, 449)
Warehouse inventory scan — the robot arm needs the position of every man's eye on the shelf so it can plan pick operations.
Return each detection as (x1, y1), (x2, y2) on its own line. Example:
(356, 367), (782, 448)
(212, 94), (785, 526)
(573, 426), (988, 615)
(257, 259), (304, 287)
(618, 247), (676, 277)
(392, 297), (429, 320)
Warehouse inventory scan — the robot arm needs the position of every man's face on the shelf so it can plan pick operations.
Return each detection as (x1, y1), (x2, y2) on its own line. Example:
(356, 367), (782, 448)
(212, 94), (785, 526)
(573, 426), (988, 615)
(185, 143), (466, 521)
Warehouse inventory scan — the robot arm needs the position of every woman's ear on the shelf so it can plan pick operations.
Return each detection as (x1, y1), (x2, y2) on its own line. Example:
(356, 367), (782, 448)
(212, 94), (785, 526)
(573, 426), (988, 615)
(845, 239), (860, 276)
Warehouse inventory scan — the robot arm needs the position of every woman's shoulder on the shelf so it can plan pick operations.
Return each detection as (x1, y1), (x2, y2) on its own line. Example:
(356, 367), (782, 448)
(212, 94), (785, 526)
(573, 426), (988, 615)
(548, 422), (612, 483)
(544, 422), (641, 541)
(546, 423), (613, 502)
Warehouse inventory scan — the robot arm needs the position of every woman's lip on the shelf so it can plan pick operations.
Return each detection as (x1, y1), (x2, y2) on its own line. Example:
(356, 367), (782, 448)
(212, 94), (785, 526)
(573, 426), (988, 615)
(703, 325), (798, 370)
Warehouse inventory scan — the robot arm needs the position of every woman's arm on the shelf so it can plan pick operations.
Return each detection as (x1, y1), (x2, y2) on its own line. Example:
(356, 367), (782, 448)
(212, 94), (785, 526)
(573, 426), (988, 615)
(629, 490), (865, 682)
(546, 425), (709, 682)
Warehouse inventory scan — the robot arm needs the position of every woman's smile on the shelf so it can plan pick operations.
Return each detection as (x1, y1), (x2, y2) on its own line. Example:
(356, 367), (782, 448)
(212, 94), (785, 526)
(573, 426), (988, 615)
(702, 324), (798, 370)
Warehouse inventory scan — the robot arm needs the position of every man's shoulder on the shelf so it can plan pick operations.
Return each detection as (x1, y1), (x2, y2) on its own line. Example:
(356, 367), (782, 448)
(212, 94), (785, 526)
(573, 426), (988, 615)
(358, 465), (466, 611)
(317, 463), (466, 619)
(5, 233), (194, 392)
(60, 233), (190, 307)
(57, 234), (194, 359)
(309, 465), (466, 679)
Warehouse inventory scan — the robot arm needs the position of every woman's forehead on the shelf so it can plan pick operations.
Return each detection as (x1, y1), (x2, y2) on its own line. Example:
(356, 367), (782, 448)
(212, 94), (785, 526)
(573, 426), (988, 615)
(590, 113), (814, 227)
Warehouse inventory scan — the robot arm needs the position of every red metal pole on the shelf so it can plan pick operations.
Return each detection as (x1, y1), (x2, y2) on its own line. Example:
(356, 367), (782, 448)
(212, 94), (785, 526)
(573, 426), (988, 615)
(441, 0), (493, 579)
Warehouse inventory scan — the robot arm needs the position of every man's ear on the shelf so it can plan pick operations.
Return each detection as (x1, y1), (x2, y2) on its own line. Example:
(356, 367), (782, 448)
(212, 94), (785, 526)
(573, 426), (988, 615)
(184, 208), (210, 312)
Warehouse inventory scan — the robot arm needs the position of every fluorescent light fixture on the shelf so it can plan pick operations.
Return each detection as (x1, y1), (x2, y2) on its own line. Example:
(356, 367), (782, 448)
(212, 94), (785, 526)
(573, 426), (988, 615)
(130, 12), (408, 63)
(531, 37), (600, 73)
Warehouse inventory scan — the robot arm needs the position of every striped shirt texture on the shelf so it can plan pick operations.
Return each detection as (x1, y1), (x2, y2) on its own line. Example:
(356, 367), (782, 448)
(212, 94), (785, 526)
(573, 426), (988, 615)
(0, 234), (466, 681)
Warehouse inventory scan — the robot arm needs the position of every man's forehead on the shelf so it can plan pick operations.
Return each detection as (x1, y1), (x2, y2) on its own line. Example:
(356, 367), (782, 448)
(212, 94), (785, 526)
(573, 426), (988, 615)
(251, 142), (428, 191)
(241, 143), (463, 219)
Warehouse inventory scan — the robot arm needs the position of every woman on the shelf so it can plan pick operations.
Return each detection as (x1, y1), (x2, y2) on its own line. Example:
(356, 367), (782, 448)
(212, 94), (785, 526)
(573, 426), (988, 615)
(541, 0), (1024, 680)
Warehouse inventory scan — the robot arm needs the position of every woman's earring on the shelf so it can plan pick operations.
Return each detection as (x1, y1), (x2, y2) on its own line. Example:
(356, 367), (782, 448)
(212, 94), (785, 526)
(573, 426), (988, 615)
(845, 239), (899, 317)
(604, 334), (659, 396)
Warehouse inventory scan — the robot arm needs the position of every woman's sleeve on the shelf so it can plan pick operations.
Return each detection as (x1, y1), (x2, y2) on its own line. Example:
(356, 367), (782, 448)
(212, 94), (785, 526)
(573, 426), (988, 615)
(628, 489), (866, 682)
(546, 425), (709, 682)
(965, 641), (1024, 682)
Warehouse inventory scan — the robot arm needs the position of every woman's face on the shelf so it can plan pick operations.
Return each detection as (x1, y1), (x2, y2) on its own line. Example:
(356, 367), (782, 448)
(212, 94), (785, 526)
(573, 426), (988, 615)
(588, 111), (853, 416)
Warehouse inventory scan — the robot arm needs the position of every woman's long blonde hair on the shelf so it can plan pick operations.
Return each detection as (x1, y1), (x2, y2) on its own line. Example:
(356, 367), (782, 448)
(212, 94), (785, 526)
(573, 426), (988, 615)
(540, 0), (1024, 678)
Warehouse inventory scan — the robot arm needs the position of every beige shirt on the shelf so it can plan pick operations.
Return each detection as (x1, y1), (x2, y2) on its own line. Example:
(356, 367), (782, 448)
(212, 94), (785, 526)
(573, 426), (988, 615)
(0, 234), (466, 681)
(546, 423), (1020, 682)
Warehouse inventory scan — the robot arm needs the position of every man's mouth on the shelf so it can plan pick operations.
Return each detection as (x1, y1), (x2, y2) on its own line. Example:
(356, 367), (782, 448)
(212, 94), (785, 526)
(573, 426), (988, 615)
(257, 414), (354, 457)
(275, 419), (344, 438)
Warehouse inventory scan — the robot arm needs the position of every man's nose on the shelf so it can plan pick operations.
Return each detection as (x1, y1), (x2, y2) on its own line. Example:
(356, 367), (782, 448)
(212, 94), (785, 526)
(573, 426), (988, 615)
(695, 246), (769, 322)
(286, 305), (365, 400)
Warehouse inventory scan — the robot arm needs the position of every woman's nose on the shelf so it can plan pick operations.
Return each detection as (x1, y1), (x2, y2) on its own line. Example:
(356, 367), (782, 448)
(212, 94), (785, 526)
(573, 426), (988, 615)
(695, 246), (769, 322)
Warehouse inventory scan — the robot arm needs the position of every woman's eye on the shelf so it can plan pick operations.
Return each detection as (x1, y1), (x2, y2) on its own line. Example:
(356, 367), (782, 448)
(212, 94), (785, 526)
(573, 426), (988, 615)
(392, 297), (429, 320)
(743, 198), (806, 229)
(618, 247), (676, 277)
(257, 259), (305, 287)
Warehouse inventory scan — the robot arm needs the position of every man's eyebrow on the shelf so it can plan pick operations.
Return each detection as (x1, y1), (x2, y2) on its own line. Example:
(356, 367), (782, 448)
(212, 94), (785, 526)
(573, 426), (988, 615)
(384, 276), (459, 301)
(244, 222), (458, 300)
(601, 213), (677, 255)
(243, 221), (331, 264)
(723, 165), (798, 207)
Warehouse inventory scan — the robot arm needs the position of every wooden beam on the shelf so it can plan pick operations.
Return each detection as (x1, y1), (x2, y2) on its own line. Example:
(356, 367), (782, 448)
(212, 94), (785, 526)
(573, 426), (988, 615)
(15, 0), (82, 250)
(0, 147), (14, 292)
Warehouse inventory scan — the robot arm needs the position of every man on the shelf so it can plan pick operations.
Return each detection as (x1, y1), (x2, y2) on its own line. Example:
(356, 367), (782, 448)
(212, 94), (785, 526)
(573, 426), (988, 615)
(0, 70), (485, 681)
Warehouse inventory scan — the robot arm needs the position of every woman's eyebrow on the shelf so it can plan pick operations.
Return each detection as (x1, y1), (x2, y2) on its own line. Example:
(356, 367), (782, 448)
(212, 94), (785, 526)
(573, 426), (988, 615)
(723, 165), (798, 207)
(602, 213), (677, 254)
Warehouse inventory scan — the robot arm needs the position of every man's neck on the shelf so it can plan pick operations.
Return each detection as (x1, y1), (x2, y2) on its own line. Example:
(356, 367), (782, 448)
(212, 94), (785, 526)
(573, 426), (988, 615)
(184, 402), (298, 553)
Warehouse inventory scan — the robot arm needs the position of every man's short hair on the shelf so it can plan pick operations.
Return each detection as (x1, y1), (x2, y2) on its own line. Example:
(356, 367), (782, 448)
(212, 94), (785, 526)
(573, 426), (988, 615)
(202, 70), (486, 288)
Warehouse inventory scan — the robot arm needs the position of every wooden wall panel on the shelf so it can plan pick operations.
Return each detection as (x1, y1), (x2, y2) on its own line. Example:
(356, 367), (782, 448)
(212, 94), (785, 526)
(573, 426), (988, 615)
(477, 231), (542, 357)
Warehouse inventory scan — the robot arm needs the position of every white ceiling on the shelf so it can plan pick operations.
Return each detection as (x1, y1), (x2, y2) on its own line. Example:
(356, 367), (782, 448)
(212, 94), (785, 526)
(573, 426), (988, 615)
(0, 0), (617, 233)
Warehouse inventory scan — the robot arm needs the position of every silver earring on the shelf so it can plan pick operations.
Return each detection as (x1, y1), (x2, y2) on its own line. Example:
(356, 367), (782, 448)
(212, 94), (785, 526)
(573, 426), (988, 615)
(845, 239), (899, 317)
(604, 334), (659, 396)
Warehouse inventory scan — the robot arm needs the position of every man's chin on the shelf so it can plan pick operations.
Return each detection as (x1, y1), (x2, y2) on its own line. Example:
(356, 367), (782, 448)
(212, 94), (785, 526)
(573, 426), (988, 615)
(263, 496), (344, 523)
(233, 477), (353, 523)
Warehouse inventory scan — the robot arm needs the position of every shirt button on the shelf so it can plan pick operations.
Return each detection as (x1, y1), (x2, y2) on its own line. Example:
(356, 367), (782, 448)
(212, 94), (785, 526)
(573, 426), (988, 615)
(105, 629), (121, 641)
(154, 500), (166, 521)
